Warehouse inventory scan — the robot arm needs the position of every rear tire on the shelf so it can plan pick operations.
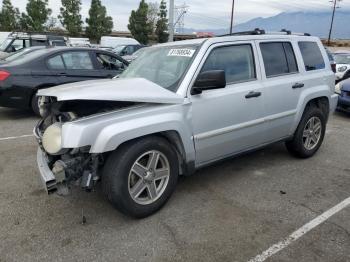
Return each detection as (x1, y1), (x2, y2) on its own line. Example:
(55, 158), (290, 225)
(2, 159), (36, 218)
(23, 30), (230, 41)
(102, 136), (179, 218)
(285, 106), (326, 158)
(31, 92), (40, 116)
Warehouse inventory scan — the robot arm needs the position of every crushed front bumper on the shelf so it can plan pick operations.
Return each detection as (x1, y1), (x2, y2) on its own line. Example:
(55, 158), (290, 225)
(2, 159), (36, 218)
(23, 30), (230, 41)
(37, 148), (58, 194)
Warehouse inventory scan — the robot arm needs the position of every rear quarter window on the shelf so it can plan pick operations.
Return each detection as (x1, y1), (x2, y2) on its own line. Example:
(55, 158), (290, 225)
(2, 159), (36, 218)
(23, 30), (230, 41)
(298, 42), (325, 71)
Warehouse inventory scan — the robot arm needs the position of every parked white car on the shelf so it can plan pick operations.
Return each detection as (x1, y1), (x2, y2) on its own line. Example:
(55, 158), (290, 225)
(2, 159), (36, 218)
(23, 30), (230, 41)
(334, 51), (350, 81)
(100, 36), (140, 49)
(68, 37), (91, 47)
(35, 30), (337, 218)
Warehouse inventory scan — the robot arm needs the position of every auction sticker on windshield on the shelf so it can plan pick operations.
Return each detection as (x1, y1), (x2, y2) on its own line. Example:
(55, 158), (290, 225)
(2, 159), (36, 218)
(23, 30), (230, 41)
(168, 49), (196, 57)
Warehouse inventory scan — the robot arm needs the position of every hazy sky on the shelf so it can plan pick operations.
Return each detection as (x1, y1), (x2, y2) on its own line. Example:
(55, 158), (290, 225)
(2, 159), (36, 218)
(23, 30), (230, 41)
(3, 0), (350, 30)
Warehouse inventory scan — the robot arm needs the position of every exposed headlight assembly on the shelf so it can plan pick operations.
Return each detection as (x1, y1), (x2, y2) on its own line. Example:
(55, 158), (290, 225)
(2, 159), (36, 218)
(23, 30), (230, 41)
(42, 122), (68, 155)
(335, 83), (342, 95)
(338, 66), (348, 72)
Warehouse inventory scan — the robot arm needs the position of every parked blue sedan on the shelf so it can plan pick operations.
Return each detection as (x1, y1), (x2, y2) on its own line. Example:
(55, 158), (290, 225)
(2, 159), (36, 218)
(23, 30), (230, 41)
(335, 79), (350, 113)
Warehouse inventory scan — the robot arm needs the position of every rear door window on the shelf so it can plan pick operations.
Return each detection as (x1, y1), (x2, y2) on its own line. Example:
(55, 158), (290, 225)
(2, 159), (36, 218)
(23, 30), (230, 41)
(298, 42), (325, 71)
(61, 51), (94, 70)
(201, 44), (256, 84)
(47, 55), (65, 70)
(260, 42), (298, 77)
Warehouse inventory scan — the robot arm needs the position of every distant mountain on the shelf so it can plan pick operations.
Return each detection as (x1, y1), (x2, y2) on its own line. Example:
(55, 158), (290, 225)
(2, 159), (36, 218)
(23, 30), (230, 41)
(183, 11), (350, 39)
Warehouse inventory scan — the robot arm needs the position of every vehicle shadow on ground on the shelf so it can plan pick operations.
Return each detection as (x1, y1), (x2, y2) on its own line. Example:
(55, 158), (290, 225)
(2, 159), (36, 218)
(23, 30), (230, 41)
(177, 143), (290, 189)
(61, 142), (292, 222)
(0, 107), (37, 120)
(334, 110), (350, 119)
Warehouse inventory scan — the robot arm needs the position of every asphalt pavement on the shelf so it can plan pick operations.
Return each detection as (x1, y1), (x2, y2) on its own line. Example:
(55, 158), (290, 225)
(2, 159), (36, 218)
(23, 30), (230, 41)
(0, 107), (349, 262)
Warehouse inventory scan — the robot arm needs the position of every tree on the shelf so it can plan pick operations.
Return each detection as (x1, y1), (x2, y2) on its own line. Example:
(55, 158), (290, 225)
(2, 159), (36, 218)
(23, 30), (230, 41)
(85, 0), (114, 43)
(21, 0), (52, 31)
(147, 2), (159, 34)
(155, 0), (169, 43)
(46, 16), (58, 31)
(0, 0), (20, 31)
(58, 0), (83, 36)
(128, 0), (152, 45)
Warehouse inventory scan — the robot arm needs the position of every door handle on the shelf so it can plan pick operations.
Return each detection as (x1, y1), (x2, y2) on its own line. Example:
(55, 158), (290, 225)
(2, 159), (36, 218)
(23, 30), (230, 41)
(245, 91), (262, 99)
(292, 83), (304, 89)
(57, 72), (67, 76)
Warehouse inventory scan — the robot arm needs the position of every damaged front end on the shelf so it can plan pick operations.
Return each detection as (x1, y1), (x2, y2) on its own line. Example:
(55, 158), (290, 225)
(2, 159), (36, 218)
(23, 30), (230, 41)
(34, 97), (135, 195)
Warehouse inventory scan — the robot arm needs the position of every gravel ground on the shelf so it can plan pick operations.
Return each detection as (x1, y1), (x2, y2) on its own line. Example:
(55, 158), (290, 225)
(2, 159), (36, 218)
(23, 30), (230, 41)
(0, 107), (349, 262)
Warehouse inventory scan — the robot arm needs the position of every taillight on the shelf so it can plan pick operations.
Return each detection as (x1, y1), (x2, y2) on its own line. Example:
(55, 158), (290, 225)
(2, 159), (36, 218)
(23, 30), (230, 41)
(331, 63), (336, 73)
(0, 70), (10, 81)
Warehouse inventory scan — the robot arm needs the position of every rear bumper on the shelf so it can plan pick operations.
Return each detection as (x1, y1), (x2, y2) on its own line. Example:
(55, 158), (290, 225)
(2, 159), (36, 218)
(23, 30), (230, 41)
(36, 148), (58, 194)
(337, 95), (350, 108)
(0, 86), (33, 109)
(330, 94), (339, 112)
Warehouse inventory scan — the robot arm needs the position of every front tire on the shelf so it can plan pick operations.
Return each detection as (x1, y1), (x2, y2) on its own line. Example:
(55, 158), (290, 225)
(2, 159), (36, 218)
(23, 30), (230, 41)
(286, 106), (326, 158)
(102, 136), (179, 218)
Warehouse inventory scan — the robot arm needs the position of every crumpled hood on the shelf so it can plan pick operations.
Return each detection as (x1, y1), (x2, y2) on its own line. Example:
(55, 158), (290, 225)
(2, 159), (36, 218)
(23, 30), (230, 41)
(38, 78), (184, 104)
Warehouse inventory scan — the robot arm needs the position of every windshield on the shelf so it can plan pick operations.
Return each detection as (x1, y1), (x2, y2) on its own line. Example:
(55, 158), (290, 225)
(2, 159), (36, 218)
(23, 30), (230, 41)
(0, 38), (13, 51)
(2, 48), (41, 62)
(334, 54), (350, 64)
(113, 45), (126, 55)
(119, 45), (198, 92)
(132, 48), (145, 57)
(4, 48), (49, 65)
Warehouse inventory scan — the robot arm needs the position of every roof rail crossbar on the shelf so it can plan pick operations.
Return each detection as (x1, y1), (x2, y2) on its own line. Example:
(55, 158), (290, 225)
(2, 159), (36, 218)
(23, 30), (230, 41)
(219, 28), (311, 37)
(220, 28), (266, 37)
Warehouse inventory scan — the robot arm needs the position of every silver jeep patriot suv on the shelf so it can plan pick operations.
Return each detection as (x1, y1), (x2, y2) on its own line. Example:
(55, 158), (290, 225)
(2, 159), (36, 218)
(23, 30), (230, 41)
(35, 30), (338, 218)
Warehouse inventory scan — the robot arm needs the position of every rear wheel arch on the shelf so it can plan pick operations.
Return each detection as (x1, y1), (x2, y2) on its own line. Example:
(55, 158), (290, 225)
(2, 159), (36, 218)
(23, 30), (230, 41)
(29, 84), (56, 105)
(304, 96), (330, 119)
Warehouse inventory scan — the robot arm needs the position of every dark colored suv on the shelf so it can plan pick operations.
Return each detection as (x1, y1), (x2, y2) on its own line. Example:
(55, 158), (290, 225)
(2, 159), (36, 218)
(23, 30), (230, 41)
(0, 32), (67, 59)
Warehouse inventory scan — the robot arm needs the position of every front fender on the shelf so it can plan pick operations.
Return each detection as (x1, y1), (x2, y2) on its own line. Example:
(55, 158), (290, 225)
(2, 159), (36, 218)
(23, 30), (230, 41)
(61, 104), (195, 163)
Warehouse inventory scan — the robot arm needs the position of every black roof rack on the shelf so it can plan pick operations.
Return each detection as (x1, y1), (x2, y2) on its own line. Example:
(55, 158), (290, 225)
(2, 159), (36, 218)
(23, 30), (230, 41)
(220, 28), (311, 37)
(220, 28), (266, 37)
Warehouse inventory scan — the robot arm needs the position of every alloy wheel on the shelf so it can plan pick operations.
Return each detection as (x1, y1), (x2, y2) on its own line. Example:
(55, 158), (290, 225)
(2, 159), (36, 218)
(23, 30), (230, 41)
(302, 116), (322, 150)
(128, 150), (170, 205)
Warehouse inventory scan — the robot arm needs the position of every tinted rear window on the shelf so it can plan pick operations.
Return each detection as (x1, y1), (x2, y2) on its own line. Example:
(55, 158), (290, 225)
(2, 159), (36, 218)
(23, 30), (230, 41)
(298, 42), (325, 71)
(260, 42), (298, 77)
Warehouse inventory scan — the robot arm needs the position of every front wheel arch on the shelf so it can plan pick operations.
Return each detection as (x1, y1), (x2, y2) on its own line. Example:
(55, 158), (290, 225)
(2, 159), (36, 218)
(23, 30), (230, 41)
(109, 131), (188, 176)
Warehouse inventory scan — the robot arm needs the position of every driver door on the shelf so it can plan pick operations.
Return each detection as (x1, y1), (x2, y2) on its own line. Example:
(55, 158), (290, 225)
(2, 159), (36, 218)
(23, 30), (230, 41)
(190, 42), (267, 166)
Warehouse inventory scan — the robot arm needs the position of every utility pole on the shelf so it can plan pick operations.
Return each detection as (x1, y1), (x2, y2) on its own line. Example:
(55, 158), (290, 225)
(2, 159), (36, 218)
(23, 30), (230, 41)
(168, 0), (175, 42)
(229, 0), (235, 34)
(174, 4), (189, 34)
(328, 0), (341, 45)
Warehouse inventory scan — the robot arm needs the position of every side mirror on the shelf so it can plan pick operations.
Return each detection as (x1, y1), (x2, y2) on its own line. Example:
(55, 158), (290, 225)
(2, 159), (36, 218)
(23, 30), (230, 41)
(191, 70), (226, 95)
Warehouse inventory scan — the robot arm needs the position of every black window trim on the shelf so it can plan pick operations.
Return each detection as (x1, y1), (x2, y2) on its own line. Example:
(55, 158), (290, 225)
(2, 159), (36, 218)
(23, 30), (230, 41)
(260, 41), (299, 79)
(200, 43), (258, 86)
